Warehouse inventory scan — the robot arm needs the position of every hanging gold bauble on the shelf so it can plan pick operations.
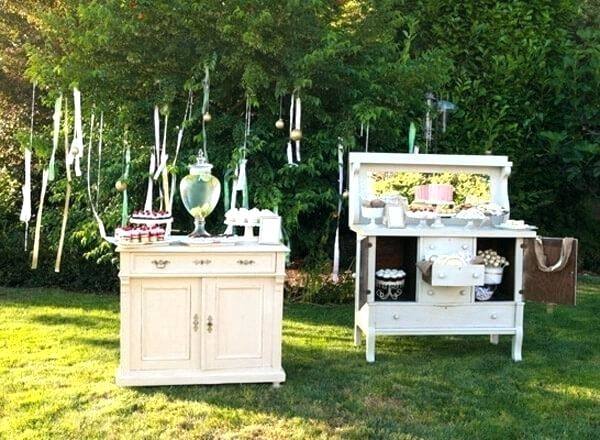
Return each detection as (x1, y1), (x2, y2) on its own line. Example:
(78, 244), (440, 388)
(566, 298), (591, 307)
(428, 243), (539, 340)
(115, 180), (128, 192)
(290, 129), (303, 141)
(70, 147), (79, 156)
(275, 118), (285, 130)
(203, 112), (212, 123)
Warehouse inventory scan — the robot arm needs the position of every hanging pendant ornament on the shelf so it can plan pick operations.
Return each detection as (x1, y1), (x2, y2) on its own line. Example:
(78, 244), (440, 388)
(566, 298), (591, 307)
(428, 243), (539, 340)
(275, 95), (284, 129)
(332, 139), (345, 283)
(203, 112), (212, 123)
(85, 108), (107, 240)
(286, 91), (302, 165)
(115, 179), (128, 192)
(290, 129), (302, 142)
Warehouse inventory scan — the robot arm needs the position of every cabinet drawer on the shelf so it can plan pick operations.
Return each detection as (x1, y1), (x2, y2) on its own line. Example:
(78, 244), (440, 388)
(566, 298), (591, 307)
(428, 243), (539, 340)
(430, 263), (484, 286)
(375, 304), (515, 329)
(131, 253), (276, 275)
(419, 286), (472, 304)
(420, 237), (474, 260)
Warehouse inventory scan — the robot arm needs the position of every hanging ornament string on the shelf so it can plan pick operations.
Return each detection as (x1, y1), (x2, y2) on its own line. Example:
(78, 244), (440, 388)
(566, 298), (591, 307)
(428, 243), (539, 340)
(19, 82), (35, 251)
(168, 90), (194, 213)
(55, 97), (71, 272)
(71, 88), (84, 177)
(85, 109), (107, 239)
(332, 140), (345, 283)
(144, 106), (160, 211)
(48, 94), (63, 181)
(95, 111), (104, 209)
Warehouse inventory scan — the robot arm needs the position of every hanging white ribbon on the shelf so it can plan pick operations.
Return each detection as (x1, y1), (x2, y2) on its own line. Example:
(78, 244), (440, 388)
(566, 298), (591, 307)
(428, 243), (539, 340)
(95, 111), (103, 209)
(154, 113), (169, 180)
(55, 98), (71, 273)
(168, 91), (193, 213)
(48, 94), (62, 182)
(144, 151), (156, 212)
(71, 88), (84, 176)
(31, 169), (49, 269)
(332, 141), (344, 283)
(294, 94), (301, 162)
(85, 109), (107, 239)
(287, 93), (296, 166)
(286, 141), (294, 165)
(365, 123), (370, 152)
(19, 83), (35, 251)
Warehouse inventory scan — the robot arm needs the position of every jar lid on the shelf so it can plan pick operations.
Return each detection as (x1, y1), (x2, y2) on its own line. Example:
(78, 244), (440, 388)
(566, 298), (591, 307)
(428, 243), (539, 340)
(189, 150), (213, 174)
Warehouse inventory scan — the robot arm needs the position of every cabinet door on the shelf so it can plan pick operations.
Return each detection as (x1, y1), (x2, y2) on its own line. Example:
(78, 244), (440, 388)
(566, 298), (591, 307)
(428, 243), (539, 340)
(523, 237), (578, 305)
(130, 278), (201, 370)
(202, 278), (274, 370)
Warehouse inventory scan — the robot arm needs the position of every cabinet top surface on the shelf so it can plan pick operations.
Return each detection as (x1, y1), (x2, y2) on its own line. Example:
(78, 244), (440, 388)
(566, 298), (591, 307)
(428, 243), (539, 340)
(117, 237), (289, 254)
(351, 224), (537, 238)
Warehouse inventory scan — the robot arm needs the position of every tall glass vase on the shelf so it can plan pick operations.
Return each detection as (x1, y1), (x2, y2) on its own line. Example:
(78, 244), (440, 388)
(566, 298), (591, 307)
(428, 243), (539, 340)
(179, 151), (221, 237)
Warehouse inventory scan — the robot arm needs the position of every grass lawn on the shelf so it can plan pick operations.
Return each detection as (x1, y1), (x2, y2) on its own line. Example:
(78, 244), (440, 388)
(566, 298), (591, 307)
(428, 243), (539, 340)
(0, 277), (599, 439)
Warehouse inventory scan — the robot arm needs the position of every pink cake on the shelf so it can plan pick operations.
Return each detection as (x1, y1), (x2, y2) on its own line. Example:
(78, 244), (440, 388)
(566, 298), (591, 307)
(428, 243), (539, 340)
(414, 185), (429, 201)
(427, 184), (453, 203)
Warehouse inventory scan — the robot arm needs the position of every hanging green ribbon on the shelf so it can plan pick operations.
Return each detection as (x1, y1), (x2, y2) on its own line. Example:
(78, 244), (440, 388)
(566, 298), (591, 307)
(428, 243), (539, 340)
(121, 133), (131, 227)
(408, 122), (416, 153)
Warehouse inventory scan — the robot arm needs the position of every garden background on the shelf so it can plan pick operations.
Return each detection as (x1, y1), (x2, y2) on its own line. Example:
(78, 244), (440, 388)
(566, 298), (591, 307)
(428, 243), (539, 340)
(1, 0), (598, 295)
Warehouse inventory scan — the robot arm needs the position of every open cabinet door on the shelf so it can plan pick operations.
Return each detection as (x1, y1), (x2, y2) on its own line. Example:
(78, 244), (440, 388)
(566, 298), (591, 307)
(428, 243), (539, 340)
(358, 237), (370, 308)
(523, 237), (578, 305)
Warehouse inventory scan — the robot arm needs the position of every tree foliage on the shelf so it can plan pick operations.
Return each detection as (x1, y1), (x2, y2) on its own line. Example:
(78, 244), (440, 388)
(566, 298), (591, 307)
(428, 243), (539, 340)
(0, 0), (598, 290)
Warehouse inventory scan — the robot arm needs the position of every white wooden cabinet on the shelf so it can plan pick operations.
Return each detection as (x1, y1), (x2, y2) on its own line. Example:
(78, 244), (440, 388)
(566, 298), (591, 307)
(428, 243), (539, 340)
(349, 153), (577, 363)
(116, 241), (288, 387)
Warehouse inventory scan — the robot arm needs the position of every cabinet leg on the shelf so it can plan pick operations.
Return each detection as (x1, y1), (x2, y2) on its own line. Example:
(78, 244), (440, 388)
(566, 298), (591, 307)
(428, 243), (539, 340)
(272, 382), (282, 388)
(366, 328), (375, 363)
(512, 329), (523, 362)
(490, 334), (499, 345)
(354, 325), (362, 346)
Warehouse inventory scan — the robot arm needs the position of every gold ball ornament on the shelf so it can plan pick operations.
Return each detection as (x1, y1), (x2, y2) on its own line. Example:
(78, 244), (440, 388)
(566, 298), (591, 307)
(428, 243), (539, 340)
(70, 146), (79, 156)
(342, 190), (349, 199)
(275, 118), (285, 130)
(115, 180), (128, 192)
(203, 112), (212, 123)
(290, 129), (303, 142)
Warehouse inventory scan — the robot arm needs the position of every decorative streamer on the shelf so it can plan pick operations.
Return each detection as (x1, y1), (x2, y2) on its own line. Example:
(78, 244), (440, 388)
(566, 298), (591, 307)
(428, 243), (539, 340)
(408, 122), (416, 154)
(364, 123), (370, 152)
(30, 169), (49, 269)
(202, 65), (210, 158)
(55, 98), (70, 272)
(85, 109), (107, 239)
(332, 140), (344, 283)
(71, 88), (84, 177)
(287, 94), (295, 165)
(19, 82), (35, 251)
(294, 94), (301, 162)
(95, 112), (104, 209)
(121, 132), (131, 227)
(144, 107), (160, 211)
(48, 94), (63, 181)
(168, 90), (193, 213)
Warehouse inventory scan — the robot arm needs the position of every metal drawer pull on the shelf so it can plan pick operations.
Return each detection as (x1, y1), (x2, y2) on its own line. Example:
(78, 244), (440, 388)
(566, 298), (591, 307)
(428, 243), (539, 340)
(438, 273), (446, 279)
(490, 313), (498, 320)
(193, 259), (212, 265)
(393, 314), (400, 320)
(237, 259), (255, 265)
(462, 244), (469, 250)
(472, 273), (480, 279)
(460, 290), (466, 296)
(193, 314), (199, 332)
(207, 315), (214, 333)
(427, 290), (435, 296)
(151, 259), (170, 269)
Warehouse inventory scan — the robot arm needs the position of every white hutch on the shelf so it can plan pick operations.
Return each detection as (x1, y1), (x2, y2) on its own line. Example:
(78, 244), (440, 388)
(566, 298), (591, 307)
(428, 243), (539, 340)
(116, 241), (288, 386)
(349, 153), (577, 362)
